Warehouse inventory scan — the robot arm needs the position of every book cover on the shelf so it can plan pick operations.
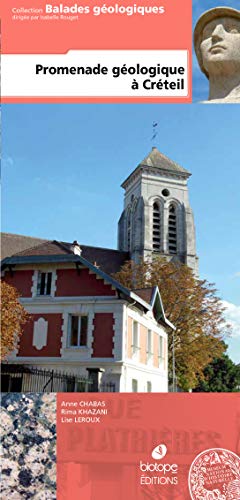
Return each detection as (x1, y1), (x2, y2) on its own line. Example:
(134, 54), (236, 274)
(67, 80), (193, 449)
(1, 0), (240, 499)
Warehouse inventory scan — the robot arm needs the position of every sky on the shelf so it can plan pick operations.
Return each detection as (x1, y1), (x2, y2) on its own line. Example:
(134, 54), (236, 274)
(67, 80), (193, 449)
(192, 0), (240, 102)
(2, 103), (240, 363)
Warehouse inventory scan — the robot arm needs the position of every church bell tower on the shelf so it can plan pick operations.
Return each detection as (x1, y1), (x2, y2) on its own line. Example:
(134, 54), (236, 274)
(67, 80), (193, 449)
(118, 147), (198, 274)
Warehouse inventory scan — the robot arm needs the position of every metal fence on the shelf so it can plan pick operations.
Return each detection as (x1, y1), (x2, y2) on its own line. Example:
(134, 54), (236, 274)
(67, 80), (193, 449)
(1, 365), (115, 393)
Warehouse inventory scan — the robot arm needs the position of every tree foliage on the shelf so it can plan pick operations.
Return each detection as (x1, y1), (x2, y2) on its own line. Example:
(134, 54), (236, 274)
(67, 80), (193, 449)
(194, 353), (240, 392)
(113, 258), (230, 391)
(1, 281), (30, 360)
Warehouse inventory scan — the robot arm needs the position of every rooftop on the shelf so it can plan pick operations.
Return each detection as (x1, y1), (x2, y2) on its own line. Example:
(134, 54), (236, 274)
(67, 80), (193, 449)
(122, 147), (191, 188)
(1, 233), (129, 275)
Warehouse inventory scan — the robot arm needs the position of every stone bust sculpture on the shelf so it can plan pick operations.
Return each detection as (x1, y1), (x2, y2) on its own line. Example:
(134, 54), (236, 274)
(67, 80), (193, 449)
(194, 7), (240, 103)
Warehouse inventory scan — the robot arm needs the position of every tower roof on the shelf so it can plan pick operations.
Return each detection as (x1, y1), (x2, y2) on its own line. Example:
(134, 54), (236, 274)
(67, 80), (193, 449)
(140, 147), (190, 174)
(122, 147), (191, 188)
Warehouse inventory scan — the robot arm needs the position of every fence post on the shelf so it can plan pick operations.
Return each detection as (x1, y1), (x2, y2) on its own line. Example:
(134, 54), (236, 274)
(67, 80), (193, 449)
(50, 370), (54, 392)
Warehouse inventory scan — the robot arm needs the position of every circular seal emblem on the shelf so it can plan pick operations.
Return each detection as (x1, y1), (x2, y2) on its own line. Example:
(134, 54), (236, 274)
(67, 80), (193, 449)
(188, 448), (240, 500)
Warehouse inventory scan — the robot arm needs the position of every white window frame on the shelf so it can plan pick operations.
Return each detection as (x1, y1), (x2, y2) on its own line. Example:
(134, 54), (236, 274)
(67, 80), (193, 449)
(158, 335), (165, 369)
(68, 314), (88, 348)
(37, 270), (53, 296)
(132, 379), (138, 392)
(147, 329), (153, 364)
(146, 381), (152, 393)
(32, 269), (57, 298)
(131, 321), (140, 358)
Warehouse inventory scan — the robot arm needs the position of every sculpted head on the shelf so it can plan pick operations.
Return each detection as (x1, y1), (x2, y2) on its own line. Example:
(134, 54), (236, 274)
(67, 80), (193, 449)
(194, 7), (240, 78)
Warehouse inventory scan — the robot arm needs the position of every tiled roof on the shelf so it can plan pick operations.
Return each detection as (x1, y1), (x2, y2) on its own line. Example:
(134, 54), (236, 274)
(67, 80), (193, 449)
(139, 147), (190, 174)
(78, 244), (129, 275)
(1, 233), (48, 260)
(132, 288), (154, 305)
(121, 147), (190, 187)
(14, 241), (72, 256)
(1, 233), (129, 275)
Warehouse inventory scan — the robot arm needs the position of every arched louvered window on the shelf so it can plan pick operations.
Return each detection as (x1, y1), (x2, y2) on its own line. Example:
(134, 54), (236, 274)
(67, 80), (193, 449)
(168, 204), (177, 254)
(152, 202), (161, 251)
(127, 209), (131, 251)
(131, 200), (137, 250)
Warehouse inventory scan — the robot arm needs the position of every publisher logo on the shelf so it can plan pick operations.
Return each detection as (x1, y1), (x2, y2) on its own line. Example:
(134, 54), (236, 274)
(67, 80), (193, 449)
(188, 448), (240, 500)
(151, 444), (167, 460)
(139, 445), (178, 486)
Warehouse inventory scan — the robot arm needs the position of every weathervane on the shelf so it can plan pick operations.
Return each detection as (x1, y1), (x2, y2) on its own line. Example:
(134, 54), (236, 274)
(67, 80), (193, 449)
(151, 121), (158, 146)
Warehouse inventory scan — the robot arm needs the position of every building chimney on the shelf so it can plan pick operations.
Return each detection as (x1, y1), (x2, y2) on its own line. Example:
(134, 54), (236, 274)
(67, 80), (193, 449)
(71, 240), (82, 256)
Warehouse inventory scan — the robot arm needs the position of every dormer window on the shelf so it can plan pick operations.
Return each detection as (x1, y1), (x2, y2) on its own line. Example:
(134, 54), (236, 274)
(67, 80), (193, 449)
(37, 271), (52, 296)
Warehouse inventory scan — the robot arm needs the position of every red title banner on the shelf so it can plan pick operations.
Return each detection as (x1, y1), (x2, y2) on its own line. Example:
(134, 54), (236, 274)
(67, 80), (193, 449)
(1, 0), (192, 102)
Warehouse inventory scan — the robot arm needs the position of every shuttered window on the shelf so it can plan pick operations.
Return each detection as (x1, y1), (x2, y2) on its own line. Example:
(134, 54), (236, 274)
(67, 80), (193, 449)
(168, 204), (177, 254)
(153, 202), (161, 251)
